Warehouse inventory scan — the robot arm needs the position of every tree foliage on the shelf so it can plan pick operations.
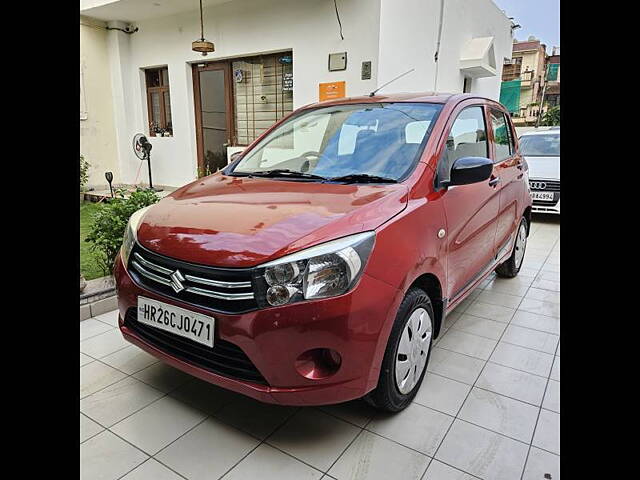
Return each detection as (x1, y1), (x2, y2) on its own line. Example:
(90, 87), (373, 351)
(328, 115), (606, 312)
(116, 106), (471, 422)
(540, 106), (560, 126)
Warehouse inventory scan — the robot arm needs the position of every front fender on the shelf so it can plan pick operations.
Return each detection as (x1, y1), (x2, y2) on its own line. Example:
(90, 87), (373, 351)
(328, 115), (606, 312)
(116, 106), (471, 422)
(367, 197), (447, 295)
(362, 196), (447, 392)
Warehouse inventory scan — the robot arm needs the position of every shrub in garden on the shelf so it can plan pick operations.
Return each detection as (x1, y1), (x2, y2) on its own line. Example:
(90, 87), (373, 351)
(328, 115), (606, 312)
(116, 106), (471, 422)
(80, 155), (90, 191)
(86, 188), (160, 275)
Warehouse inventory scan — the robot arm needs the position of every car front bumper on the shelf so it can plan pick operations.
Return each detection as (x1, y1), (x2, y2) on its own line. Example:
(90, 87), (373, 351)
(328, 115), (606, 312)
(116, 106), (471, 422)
(114, 254), (403, 406)
(532, 198), (560, 214)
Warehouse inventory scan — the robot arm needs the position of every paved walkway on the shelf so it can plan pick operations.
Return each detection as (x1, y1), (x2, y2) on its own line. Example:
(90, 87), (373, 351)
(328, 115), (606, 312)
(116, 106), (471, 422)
(80, 216), (560, 480)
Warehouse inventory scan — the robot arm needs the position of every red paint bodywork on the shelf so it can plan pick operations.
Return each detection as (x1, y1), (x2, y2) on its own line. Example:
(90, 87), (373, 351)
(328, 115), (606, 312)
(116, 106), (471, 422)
(116, 92), (532, 406)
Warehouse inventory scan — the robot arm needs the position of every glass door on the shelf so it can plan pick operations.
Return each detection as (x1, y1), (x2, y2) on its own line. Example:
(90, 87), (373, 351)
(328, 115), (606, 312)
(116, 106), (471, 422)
(194, 62), (234, 177)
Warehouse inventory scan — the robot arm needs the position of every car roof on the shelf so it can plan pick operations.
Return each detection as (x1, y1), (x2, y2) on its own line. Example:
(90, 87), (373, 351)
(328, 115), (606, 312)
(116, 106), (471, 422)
(305, 92), (498, 108)
(520, 128), (560, 136)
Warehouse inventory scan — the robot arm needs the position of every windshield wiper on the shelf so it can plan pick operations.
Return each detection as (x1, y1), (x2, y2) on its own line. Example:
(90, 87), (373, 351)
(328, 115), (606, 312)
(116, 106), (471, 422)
(232, 169), (327, 181)
(329, 173), (398, 184)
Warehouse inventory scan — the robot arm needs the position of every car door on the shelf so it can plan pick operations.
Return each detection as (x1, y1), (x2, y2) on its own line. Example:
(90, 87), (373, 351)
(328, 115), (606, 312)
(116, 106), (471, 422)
(488, 107), (525, 259)
(436, 103), (501, 303)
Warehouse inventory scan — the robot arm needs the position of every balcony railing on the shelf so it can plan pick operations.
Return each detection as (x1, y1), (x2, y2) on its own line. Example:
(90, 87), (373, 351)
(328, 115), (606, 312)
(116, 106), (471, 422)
(502, 69), (535, 84)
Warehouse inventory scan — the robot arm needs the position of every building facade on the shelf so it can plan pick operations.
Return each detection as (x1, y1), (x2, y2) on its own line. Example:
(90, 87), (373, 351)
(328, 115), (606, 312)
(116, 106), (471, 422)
(499, 37), (549, 125)
(544, 47), (560, 109)
(80, 0), (513, 189)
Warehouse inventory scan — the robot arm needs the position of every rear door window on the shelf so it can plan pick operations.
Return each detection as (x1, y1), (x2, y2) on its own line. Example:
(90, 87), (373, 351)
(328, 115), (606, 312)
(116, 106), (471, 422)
(490, 109), (513, 162)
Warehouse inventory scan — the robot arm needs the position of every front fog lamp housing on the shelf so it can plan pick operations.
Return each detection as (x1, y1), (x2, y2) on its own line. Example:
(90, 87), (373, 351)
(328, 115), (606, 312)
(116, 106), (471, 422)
(120, 206), (153, 269)
(254, 231), (375, 307)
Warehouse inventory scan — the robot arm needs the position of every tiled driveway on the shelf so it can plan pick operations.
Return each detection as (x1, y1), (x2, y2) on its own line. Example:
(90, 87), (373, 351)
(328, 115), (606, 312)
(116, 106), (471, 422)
(80, 216), (559, 480)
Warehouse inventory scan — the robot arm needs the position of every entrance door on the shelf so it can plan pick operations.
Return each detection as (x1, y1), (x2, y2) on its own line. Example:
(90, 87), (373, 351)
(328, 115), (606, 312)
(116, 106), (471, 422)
(193, 62), (234, 176)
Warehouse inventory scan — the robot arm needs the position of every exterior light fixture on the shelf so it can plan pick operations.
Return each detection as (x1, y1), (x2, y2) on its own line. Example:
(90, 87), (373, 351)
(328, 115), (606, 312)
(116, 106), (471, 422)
(192, 0), (215, 56)
(105, 171), (114, 198)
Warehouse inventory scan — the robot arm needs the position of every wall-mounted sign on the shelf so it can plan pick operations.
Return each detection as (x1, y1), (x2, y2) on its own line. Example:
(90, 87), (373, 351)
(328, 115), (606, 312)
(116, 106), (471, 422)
(361, 61), (372, 80)
(282, 73), (293, 92)
(328, 52), (347, 71)
(234, 69), (244, 83)
(279, 55), (293, 65)
(319, 81), (346, 102)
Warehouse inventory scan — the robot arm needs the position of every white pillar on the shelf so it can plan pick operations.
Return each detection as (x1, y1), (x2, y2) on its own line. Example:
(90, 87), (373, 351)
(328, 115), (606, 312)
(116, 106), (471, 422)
(106, 21), (135, 185)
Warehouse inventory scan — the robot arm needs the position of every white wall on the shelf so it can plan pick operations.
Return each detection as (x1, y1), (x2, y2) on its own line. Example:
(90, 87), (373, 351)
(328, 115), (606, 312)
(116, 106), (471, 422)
(97, 0), (511, 189)
(109, 0), (381, 188)
(80, 17), (120, 189)
(377, 0), (512, 99)
(377, 0), (440, 94)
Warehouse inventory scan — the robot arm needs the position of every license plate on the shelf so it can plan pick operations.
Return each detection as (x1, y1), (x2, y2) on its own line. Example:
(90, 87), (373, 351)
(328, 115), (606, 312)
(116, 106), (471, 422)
(531, 191), (555, 201)
(137, 296), (215, 347)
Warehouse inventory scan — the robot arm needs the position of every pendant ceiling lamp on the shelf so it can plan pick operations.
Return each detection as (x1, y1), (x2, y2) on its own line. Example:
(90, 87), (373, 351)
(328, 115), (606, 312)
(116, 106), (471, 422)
(192, 0), (215, 56)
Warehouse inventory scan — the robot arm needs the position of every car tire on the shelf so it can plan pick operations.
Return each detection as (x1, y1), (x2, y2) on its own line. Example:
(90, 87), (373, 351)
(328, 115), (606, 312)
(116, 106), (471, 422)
(495, 216), (529, 278)
(363, 287), (434, 412)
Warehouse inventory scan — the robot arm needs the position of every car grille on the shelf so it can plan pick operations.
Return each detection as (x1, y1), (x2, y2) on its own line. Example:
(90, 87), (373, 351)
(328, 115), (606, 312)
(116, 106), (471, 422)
(530, 179), (560, 207)
(128, 244), (257, 314)
(529, 179), (560, 192)
(532, 198), (559, 207)
(124, 308), (267, 385)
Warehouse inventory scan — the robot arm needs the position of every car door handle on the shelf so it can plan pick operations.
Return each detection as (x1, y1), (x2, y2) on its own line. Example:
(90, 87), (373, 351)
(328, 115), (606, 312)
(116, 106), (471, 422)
(489, 177), (501, 187)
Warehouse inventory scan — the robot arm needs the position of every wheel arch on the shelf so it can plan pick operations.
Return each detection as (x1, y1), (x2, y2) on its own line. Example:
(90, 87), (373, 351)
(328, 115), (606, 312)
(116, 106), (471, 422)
(408, 273), (444, 339)
(523, 205), (532, 235)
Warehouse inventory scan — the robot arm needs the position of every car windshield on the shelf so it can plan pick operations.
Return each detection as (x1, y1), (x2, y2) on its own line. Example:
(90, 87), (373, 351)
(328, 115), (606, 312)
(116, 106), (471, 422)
(230, 102), (443, 181)
(519, 133), (560, 156)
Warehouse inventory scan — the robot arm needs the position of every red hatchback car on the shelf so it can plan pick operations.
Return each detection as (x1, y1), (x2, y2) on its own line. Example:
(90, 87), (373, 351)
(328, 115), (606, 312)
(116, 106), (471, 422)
(115, 92), (532, 412)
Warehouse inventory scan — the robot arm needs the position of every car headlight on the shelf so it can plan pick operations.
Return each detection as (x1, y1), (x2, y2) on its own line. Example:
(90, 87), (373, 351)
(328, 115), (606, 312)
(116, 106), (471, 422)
(253, 231), (376, 307)
(120, 206), (153, 269)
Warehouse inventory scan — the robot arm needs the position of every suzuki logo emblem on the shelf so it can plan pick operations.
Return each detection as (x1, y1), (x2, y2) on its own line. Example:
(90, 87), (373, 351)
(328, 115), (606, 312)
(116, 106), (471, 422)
(169, 269), (186, 293)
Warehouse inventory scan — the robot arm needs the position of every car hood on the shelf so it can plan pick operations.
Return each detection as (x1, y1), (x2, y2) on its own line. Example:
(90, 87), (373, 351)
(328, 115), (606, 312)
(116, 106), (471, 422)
(137, 173), (409, 267)
(524, 156), (560, 180)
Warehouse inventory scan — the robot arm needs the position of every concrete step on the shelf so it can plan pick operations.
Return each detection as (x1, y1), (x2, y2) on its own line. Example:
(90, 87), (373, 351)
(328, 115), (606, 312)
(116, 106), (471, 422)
(80, 275), (117, 321)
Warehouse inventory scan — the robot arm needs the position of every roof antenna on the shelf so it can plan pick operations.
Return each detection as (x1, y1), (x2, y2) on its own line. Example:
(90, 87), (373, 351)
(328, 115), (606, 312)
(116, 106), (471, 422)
(369, 68), (415, 97)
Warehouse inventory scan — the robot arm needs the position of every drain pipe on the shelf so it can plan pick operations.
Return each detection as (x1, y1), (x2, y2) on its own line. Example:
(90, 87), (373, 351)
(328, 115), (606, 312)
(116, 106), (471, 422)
(106, 20), (138, 34)
(433, 0), (446, 92)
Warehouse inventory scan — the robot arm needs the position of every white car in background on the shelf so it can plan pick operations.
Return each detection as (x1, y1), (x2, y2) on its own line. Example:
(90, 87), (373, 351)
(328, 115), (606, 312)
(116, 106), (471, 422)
(519, 128), (560, 214)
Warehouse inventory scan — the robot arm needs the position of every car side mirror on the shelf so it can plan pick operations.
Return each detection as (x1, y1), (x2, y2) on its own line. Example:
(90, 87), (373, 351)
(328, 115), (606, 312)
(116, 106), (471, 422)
(229, 151), (242, 162)
(447, 156), (493, 187)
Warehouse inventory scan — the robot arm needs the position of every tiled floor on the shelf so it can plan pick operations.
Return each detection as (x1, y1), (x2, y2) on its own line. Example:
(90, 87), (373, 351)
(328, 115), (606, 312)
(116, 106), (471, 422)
(80, 216), (560, 480)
